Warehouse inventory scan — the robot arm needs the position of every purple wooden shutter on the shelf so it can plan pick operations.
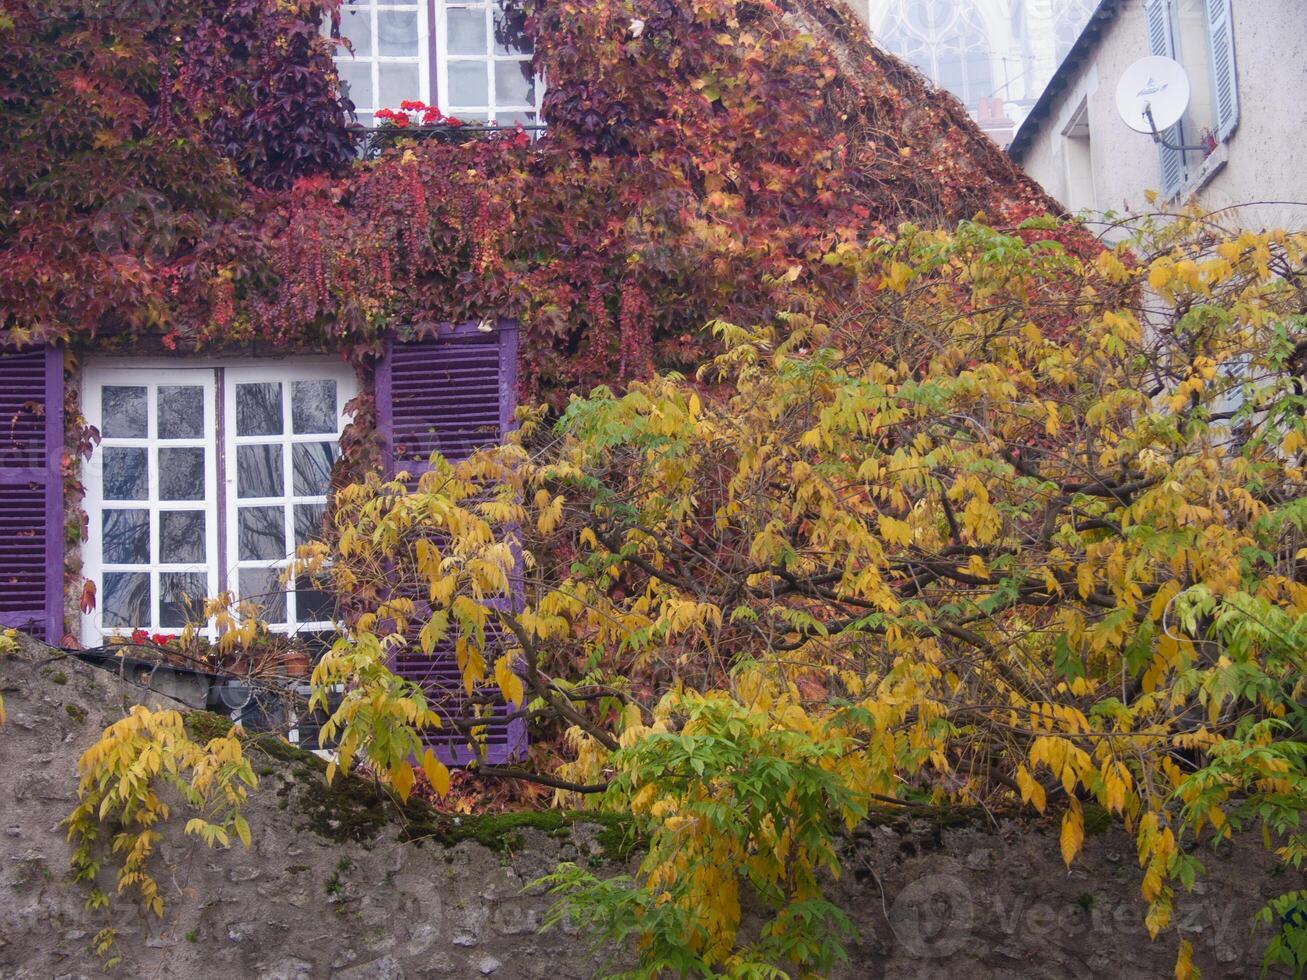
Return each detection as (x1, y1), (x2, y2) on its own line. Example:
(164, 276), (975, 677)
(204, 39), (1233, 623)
(376, 320), (518, 478)
(376, 322), (526, 765)
(0, 346), (64, 643)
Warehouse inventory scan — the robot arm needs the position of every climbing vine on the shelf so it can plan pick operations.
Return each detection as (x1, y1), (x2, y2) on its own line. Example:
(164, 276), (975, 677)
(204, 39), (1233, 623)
(1, 0), (1056, 397)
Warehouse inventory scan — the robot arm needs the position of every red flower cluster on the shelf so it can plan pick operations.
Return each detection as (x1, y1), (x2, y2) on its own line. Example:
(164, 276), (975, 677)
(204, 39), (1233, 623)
(376, 101), (464, 128)
(374, 107), (410, 128)
(129, 629), (176, 646)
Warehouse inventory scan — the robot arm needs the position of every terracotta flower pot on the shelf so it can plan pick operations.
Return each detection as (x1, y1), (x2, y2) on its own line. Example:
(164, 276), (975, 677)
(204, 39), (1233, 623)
(281, 650), (311, 678)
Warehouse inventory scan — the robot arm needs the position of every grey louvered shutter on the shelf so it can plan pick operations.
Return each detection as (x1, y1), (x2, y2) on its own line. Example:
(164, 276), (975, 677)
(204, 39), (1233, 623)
(1205, 0), (1239, 142)
(1144, 0), (1185, 199)
(376, 322), (526, 765)
(0, 346), (64, 643)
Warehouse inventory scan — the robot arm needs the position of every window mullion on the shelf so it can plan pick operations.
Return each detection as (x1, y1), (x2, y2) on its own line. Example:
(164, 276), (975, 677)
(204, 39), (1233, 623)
(147, 385), (160, 629)
(283, 383), (296, 630)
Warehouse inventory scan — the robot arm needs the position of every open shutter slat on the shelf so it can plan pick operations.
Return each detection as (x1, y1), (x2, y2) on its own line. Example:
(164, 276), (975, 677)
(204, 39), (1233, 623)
(377, 322), (526, 766)
(0, 346), (64, 643)
(1144, 0), (1185, 199)
(379, 328), (516, 470)
(1205, 0), (1239, 142)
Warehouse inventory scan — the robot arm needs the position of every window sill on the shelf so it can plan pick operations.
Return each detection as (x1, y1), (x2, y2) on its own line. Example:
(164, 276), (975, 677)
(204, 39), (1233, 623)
(1178, 143), (1229, 201)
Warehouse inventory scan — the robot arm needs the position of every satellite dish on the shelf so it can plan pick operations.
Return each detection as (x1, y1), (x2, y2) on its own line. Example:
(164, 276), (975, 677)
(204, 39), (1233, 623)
(1116, 56), (1191, 134)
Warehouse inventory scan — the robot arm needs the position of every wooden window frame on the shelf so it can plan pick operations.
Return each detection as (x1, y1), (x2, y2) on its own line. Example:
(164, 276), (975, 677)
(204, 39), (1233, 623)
(80, 357), (357, 646)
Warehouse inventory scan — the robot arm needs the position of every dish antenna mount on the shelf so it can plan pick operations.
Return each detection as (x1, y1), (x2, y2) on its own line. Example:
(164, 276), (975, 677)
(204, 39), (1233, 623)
(1115, 56), (1207, 152)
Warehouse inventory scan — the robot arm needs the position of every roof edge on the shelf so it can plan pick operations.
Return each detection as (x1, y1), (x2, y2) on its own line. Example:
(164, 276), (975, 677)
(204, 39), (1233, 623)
(1008, 0), (1123, 163)
(792, 0), (1064, 216)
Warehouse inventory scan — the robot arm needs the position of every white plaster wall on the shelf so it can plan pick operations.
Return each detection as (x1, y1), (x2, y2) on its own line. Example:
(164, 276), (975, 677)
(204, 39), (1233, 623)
(1017, 0), (1307, 232)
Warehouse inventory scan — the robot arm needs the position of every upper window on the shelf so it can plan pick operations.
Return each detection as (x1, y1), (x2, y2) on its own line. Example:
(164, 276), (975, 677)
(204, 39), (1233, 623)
(1144, 0), (1240, 197)
(330, 0), (430, 129)
(81, 361), (357, 645)
(1052, 0), (1096, 64)
(878, 0), (994, 110)
(329, 0), (541, 128)
(439, 1), (538, 127)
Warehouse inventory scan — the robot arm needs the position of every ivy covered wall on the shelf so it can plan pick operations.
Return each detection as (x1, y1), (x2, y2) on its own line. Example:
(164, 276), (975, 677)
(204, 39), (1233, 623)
(1, 0), (1060, 399)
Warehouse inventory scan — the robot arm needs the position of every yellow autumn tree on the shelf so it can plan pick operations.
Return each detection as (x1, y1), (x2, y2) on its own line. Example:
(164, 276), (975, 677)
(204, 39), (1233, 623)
(64, 213), (1307, 975)
(307, 212), (1307, 976)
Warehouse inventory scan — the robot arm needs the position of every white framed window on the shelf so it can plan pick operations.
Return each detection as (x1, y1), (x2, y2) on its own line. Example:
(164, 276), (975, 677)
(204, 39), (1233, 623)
(81, 359), (357, 645)
(83, 369), (221, 639)
(1145, 0), (1239, 198)
(224, 366), (352, 635)
(329, 0), (540, 126)
(329, 0), (433, 128)
(437, 0), (541, 125)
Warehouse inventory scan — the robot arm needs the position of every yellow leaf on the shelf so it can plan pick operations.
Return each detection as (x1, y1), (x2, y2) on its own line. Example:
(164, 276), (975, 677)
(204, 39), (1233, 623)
(422, 748), (451, 796)
(1060, 799), (1084, 867)
(494, 653), (525, 708)
(885, 261), (912, 293)
(391, 761), (415, 802)
(1076, 563), (1094, 601)
(1044, 401), (1060, 437)
(1174, 939), (1197, 980)
(1016, 764), (1046, 813)
(537, 492), (565, 535)
(878, 514), (911, 547)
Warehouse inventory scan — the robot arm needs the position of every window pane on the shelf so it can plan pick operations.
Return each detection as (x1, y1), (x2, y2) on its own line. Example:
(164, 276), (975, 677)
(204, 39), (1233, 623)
(292, 380), (338, 434)
(158, 447), (205, 501)
(159, 511), (206, 564)
(338, 6), (373, 57)
(236, 382), (284, 436)
(103, 509), (150, 564)
(293, 442), (338, 496)
(104, 572), (150, 628)
(295, 575), (335, 623)
(938, 55), (964, 101)
(497, 111), (536, 129)
(448, 61), (489, 106)
(377, 9), (420, 55)
(336, 58), (374, 109)
(238, 506), (287, 561)
(101, 386), (147, 438)
(493, 3), (531, 55)
(103, 447), (148, 500)
(294, 503), (328, 547)
(157, 386), (205, 439)
(160, 572), (207, 628)
(378, 63), (420, 108)
(239, 567), (287, 623)
(447, 8), (487, 54)
(237, 444), (284, 498)
(494, 60), (534, 105)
